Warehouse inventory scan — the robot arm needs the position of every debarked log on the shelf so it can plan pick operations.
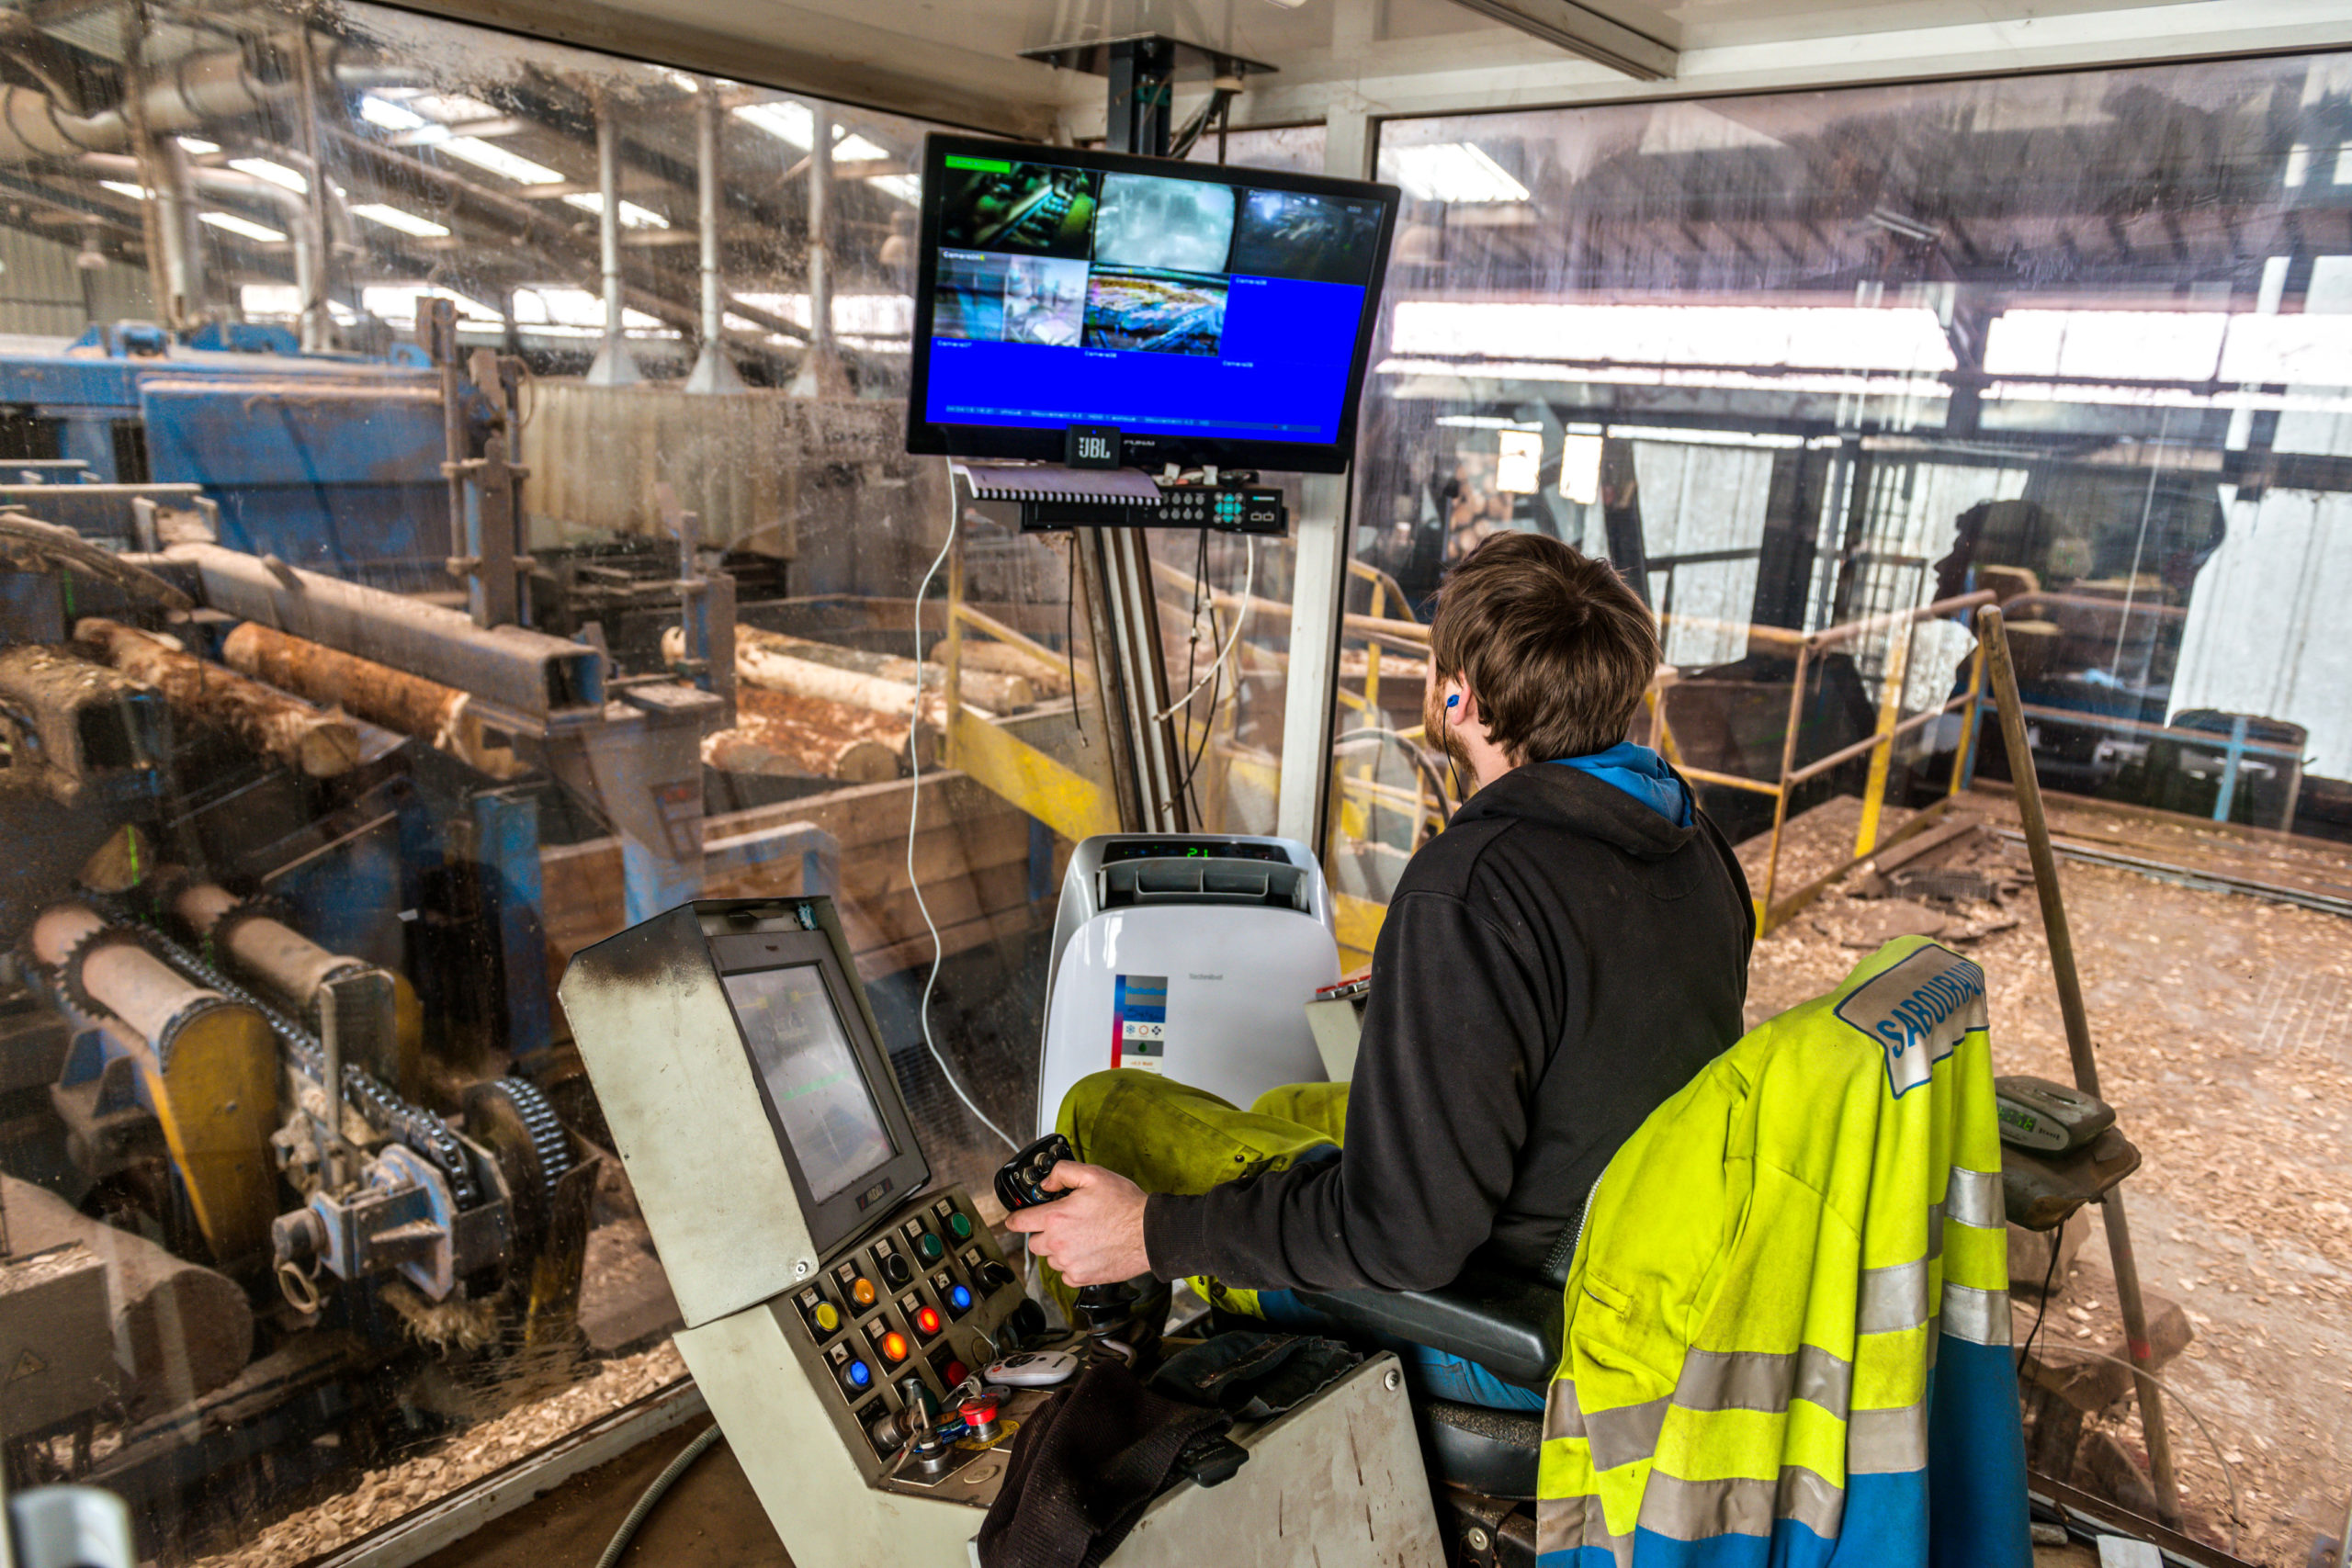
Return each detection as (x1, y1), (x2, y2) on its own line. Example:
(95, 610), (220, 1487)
(74, 618), (358, 778)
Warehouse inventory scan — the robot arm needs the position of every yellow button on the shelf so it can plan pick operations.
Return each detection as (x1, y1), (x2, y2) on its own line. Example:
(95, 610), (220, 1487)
(812, 1302), (841, 1334)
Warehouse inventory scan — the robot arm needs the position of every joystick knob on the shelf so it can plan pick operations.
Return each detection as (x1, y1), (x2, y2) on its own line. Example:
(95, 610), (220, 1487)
(973, 1261), (1016, 1294)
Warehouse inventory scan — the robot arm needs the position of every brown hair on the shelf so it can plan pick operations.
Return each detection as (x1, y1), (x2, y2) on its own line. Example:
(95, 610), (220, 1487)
(1429, 533), (1658, 764)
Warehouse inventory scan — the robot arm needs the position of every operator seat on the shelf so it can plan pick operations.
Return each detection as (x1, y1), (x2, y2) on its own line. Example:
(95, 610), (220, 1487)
(1293, 1263), (1561, 1499)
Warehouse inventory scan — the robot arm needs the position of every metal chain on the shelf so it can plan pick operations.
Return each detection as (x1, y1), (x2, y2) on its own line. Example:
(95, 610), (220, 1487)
(89, 896), (481, 1206)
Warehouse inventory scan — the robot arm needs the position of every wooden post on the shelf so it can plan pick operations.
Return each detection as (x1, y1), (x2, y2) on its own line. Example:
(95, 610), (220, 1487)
(1758, 643), (1810, 932)
(1977, 604), (2183, 1529)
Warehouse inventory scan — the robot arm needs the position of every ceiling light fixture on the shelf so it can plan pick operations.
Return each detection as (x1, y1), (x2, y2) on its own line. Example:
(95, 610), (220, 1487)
(99, 180), (147, 199)
(734, 100), (813, 150)
(229, 156), (308, 194)
(352, 203), (452, 238)
(199, 210), (288, 243)
(176, 136), (220, 154)
(1385, 142), (1530, 204)
(561, 192), (671, 230)
(358, 96), (430, 132)
(437, 136), (564, 185)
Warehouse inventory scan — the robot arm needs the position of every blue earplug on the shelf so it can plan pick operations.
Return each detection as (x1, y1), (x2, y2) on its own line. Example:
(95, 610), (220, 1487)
(1445, 694), (1461, 709)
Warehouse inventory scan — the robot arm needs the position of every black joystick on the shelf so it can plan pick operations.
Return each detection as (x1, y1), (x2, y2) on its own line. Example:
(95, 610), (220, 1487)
(994, 1133), (1074, 1212)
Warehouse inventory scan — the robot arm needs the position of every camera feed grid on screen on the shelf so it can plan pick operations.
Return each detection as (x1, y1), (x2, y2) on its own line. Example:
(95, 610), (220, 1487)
(722, 964), (895, 1204)
(933, 159), (1381, 365)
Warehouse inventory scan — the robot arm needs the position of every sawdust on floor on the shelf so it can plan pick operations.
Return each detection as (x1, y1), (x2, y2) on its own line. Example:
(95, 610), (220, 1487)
(187, 1340), (687, 1568)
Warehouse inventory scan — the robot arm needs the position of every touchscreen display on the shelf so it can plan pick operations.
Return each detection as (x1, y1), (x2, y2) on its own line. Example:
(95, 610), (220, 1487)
(722, 964), (895, 1204)
(923, 155), (1386, 448)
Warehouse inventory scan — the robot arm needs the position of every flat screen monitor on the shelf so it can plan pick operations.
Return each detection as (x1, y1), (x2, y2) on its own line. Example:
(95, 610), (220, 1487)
(906, 134), (1401, 475)
(711, 930), (928, 1258)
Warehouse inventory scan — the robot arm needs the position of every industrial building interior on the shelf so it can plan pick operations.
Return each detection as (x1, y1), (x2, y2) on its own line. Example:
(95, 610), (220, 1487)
(0, 0), (2345, 1563)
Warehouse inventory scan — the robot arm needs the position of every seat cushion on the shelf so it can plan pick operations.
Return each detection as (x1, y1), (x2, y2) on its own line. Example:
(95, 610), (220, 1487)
(1422, 1399), (1544, 1500)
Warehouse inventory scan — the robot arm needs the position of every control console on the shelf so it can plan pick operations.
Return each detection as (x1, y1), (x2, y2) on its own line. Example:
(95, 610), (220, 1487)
(779, 1183), (1027, 1485)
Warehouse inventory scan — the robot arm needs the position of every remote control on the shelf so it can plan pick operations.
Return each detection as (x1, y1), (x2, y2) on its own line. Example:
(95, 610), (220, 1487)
(984, 1350), (1080, 1388)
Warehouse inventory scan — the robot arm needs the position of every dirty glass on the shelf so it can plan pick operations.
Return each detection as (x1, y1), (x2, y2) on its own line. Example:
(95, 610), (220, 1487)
(1137, 122), (1329, 841)
(1359, 60), (2352, 1558)
(0, 1), (1112, 1559)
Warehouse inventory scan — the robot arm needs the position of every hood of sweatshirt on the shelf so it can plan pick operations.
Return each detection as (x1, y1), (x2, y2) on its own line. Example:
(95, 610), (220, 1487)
(1448, 750), (1702, 864)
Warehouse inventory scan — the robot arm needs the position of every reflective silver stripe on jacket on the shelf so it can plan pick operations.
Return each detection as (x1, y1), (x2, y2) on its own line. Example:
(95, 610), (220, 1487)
(1945, 1165), (2003, 1230)
(1638, 1464), (1847, 1542)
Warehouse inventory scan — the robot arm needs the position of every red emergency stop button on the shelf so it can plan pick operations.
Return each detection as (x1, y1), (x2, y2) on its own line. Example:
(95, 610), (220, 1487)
(914, 1305), (943, 1338)
(879, 1330), (909, 1365)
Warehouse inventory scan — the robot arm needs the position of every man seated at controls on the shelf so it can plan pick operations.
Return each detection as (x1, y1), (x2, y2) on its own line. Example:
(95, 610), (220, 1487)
(1009, 532), (1755, 1410)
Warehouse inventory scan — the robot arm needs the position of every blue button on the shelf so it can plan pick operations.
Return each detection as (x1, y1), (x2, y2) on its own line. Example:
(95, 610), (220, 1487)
(847, 1359), (871, 1388)
(949, 1284), (973, 1312)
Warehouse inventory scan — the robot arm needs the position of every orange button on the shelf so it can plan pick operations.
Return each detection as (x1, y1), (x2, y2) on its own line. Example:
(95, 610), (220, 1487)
(915, 1306), (942, 1337)
(880, 1331), (909, 1364)
(851, 1277), (876, 1308)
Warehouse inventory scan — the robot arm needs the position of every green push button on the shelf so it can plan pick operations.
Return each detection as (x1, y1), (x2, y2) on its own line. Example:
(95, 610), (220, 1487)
(947, 1212), (974, 1241)
(918, 1232), (945, 1262)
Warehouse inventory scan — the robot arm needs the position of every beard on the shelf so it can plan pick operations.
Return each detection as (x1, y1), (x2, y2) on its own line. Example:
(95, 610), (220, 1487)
(1423, 680), (1477, 798)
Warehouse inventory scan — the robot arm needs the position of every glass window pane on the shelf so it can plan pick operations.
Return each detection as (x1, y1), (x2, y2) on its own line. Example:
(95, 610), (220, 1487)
(1350, 61), (2352, 1560)
(0, 3), (1116, 1559)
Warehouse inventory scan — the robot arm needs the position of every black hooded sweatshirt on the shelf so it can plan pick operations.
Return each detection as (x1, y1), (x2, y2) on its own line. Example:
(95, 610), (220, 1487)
(1142, 761), (1754, 1292)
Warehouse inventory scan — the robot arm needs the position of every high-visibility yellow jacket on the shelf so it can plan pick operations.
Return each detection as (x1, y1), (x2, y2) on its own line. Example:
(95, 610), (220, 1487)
(1536, 937), (2031, 1567)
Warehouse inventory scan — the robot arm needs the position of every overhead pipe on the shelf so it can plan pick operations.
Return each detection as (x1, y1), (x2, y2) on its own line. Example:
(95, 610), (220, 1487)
(0, 44), (296, 163)
(683, 86), (743, 394)
(82, 152), (329, 350)
(583, 102), (640, 386)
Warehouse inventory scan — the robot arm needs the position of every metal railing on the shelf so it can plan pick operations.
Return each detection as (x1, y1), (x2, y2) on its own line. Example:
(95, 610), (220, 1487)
(1648, 589), (1996, 934)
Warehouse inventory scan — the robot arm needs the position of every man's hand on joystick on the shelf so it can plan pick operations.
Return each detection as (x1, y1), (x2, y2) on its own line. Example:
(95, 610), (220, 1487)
(1002, 1160), (1151, 1286)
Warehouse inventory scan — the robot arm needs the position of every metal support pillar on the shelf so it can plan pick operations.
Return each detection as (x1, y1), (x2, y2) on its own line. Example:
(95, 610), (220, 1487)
(1094, 529), (1188, 831)
(788, 103), (848, 399)
(684, 87), (744, 395)
(1274, 104), (1373, 849)
(472, 785), (552, 1065)
(1978, 604), (2183, 1529)
(1069, 39), (1188, 832)
(1105, 37), (1178, 161)
(585, 105), (642, 387)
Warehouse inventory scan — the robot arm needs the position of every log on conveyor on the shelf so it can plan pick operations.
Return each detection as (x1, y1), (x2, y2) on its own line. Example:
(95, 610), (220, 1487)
(959, 637), (1073, 699)
(665, 626), (949, 729)
(703, 685), (933, 784)
(220, 621), (522, 780)
(74, 618), (359, 778)
(0, 1174), (253, 1416)
(736, 626), (1035, 713)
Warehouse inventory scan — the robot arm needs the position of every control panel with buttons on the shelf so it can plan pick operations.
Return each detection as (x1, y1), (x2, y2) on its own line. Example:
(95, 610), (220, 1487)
(1022, 485), (1288, 537)
(775, 1183), (1026, 1494)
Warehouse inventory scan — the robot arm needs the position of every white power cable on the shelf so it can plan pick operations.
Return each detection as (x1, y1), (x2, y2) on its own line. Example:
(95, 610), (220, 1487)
(1152, 534), (1254, 722)
(908, 465), (1018, 1155)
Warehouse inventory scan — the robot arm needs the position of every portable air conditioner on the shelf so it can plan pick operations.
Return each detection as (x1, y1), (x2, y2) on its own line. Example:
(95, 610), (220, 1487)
(1036, 835), (1340, 1137)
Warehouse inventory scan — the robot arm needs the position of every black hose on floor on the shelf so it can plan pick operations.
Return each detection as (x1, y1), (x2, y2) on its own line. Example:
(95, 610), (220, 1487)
(594, 1424), (724, 1568)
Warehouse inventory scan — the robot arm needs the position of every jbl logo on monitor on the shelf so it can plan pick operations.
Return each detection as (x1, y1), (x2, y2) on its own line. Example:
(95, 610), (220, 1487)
(1066, 424), (1121, 468)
